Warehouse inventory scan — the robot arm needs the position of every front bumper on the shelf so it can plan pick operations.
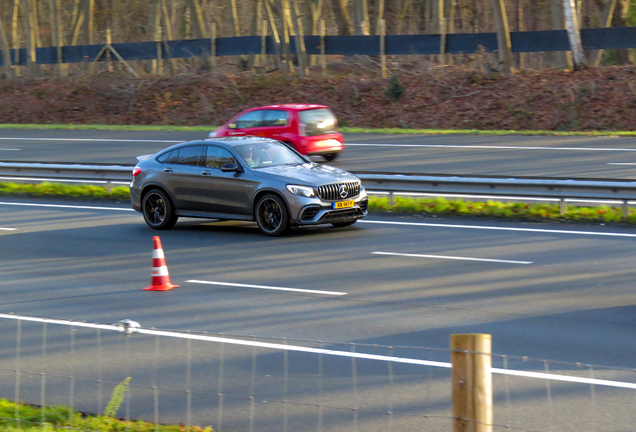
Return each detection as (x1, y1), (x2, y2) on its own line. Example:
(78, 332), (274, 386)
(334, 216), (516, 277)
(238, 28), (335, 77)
(286, 190), (368, 226)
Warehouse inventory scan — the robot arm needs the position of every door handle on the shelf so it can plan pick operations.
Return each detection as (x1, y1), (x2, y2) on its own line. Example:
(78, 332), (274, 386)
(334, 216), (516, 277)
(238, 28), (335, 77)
(164, 168), (173, 173)
(201, 170), (212, 176)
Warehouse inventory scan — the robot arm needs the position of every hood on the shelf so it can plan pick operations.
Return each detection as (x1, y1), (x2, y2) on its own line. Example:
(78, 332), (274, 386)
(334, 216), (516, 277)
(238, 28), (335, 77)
(253, 163), (358, 185)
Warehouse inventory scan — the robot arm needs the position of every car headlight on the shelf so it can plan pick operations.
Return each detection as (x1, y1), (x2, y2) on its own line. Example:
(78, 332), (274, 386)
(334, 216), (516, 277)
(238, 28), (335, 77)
(208, 130), (217, 138)
(286, 185), (315, 198)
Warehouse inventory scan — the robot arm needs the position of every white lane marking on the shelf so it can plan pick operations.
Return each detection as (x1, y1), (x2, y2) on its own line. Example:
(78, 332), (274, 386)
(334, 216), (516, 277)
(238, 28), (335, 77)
(347, 143), (636, 152)
(187, 280), (347, 296)
(0, 201), (632, 238)
(2, 313), (635, 391)
(0, 228), (17, 231)
(608, 163), (636, 165)
(0, 202), (135, 211)
(0, 148), (21, 151)
(360, 220), (636, 238)
(373, 251), (533, 264)
(0, 137), (182, 143)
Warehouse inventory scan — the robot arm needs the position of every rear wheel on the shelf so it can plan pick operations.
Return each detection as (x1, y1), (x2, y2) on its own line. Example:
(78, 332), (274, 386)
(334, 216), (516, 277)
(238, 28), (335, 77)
(324, 153), (338, 162)
(142, 189), (178, 230)
(332, 220), (357, 228)
(255, 194), (289, 236)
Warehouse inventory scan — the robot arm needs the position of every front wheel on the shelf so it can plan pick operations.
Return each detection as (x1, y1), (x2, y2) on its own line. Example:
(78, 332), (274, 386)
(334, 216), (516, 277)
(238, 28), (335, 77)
(142, 189), (178, 230)
(332, 220), (357, 228)
(255, 194), (289, 236)
(323, 153), (338, 162)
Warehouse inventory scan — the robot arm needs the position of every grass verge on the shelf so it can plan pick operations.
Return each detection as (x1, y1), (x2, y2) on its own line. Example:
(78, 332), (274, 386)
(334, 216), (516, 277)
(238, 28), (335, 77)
(0, 123), (635, 136)
(2, 182), (633, 224)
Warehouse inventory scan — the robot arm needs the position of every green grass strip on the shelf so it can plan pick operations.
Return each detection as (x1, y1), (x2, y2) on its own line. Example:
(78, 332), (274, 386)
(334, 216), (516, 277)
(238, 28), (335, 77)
(2, 182), (634, 224)
(1, 123), (635, 136)
(0, 182), (130, 200)
(0, 398), (212, 432)
(369, 196), (636, 223)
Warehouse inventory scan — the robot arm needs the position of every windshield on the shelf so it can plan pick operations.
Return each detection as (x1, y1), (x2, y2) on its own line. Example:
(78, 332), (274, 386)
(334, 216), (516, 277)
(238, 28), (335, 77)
(236, 142), (305, 168)
(298, 108), (338, 136)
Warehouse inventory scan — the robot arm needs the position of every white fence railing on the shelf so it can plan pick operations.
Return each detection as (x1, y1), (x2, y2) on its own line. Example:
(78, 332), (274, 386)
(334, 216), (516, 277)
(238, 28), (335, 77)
(0, 313), (634, 432)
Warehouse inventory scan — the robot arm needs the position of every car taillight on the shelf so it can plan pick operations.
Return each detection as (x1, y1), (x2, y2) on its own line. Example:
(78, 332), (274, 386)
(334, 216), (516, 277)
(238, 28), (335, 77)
(132, 167), (142, 177)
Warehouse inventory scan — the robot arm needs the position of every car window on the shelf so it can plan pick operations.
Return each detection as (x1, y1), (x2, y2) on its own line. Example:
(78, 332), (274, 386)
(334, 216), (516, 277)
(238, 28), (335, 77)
(156, 150), (177, 164)
(205, 146), (237, 169)
(176, 145), (203, 166)
(298, 108), (338, 136)
(236, 142), (305, 168)
(261, 110), (288, 127)
(235, 110), (263, 129)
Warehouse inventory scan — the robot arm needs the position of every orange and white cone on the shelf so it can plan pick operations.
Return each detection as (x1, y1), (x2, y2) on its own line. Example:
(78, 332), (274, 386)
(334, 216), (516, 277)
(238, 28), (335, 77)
(144, 236), (179, 291)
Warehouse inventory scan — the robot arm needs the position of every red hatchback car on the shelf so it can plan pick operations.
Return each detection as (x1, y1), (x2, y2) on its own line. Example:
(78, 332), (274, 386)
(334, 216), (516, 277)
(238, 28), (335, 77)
(209, 104), (344, 161)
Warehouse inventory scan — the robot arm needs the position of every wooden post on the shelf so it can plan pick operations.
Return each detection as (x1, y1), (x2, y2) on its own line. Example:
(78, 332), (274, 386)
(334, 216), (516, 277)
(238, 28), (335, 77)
(210, 22), (216, 70)
(491, 0), (514, 73)
(320, 19), (326, 76)
(589, 0), (617, 67)
(261, 20), (268, 69)
(439, 16), (446, 65)
(451, 334), (493, 432)
(156, 25), (163, 75)
(12, 0), (21, 77)
(562, 0), (586, 70)
(380, 19), (386, 78)
(55, 0), (66, 76)
(106, 28), (112, 72)
(0, 16), (14, 79)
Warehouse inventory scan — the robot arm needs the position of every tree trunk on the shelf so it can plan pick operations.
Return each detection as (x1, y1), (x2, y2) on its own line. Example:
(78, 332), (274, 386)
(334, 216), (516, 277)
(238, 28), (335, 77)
(491, 0), (514, 72)
(354, 0), (370, 34)
(185, 0), (207, 38)
(612, 0), (633, 64)
(563, 0), (587, 70)
(331, 0), (353, 35)
(550, 0), (571, 67)
(0, 15), (14, 79)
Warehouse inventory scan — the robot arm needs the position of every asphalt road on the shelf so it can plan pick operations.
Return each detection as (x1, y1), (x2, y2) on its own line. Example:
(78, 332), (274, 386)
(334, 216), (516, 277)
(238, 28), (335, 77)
(0, 197), (635, 431)
(2, 129), (636, 178)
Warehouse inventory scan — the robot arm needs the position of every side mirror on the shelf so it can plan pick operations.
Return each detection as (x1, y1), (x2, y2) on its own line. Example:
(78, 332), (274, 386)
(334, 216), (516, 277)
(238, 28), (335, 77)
(221, 163), (242, 173)
(228, 123), (237, 129)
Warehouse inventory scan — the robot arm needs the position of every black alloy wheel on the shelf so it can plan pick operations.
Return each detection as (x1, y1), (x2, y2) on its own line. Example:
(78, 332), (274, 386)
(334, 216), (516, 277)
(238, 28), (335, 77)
(142, 189), (178, 230)
(256, 194), (289, 236)
(332, 220), (357, 228)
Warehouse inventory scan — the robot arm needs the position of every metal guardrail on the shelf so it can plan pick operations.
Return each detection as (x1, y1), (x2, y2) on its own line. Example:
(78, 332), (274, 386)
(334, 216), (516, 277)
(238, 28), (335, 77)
(2, 162), (636, 214)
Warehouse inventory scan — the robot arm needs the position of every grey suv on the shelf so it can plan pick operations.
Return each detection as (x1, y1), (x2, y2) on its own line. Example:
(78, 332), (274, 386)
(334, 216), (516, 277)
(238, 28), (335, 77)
(130, 137), (368, 236)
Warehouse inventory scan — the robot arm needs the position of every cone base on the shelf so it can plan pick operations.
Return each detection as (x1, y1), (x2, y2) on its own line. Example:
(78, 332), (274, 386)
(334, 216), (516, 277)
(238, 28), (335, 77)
(143, 284), (179, 291)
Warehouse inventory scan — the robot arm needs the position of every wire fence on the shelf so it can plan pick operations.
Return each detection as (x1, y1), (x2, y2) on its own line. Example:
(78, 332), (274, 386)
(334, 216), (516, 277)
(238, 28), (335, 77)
(0, 312), (634, 432)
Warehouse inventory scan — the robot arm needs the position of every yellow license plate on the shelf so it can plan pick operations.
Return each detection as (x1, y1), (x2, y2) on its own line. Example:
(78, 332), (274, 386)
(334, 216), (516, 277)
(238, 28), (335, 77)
(333, 200), (354, 209)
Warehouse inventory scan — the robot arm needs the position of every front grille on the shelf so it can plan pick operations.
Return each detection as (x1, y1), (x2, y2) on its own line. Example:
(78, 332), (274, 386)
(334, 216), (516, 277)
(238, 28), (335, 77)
(316, 181), (361, 201)
(320, 208), (363, 223)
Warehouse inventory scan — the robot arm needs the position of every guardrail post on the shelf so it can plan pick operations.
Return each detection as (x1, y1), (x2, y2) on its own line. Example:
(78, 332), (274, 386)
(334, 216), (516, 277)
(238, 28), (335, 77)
(623, 200), (630, 219)
(388, 192), (394, 207)
(451, 334), (493, 432)
(560, 199), (567, 215)
(106, 181), (113, 194)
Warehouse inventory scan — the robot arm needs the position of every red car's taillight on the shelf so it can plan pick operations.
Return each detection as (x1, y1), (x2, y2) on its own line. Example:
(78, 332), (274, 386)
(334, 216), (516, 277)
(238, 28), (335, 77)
(132, 167), (142, 177)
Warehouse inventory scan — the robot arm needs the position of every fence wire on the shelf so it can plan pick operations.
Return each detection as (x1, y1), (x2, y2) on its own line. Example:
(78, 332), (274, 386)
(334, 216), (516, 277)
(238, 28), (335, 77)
(0, 313), (634, 432)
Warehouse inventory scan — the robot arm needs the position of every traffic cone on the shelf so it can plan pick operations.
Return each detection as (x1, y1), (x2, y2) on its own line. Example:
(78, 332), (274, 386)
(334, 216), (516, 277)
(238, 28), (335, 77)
(144, 236), (179, 291)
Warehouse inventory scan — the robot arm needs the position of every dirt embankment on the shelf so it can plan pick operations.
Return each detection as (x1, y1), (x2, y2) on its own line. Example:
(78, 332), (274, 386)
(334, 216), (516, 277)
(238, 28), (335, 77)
(1, 62), (635, 131)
